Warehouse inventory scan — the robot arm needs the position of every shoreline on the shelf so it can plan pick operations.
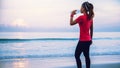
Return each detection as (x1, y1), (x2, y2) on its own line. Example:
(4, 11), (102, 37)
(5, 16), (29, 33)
(0, 55), (120, 68)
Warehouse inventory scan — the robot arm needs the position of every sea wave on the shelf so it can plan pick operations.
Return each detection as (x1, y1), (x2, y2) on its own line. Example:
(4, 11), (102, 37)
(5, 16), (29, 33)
(0, 37), (120, 42)
(0, 54), (72, 59)
(0, 53), (120, 59)
(0, 38), (78, 43)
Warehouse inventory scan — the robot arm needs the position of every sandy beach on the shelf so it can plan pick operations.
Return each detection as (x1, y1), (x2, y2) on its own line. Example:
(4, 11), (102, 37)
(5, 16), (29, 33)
(59, 63), (120, 68)
(0, 55), (120, 68)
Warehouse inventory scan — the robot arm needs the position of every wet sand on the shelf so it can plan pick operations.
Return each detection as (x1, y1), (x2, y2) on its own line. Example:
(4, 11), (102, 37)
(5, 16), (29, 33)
(0, 55), (120, 68)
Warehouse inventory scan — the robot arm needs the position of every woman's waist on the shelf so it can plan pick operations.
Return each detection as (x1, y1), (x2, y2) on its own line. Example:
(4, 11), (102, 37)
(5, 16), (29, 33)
(79, 35), (91, 41)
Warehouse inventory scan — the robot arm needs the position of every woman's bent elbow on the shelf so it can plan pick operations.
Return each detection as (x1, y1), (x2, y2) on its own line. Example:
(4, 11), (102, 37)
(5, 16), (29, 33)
(70, 23), (74, 26)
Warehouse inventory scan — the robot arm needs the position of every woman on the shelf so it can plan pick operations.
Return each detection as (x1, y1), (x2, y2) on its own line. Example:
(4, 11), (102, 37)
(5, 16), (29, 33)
(70, 2), (94, 68)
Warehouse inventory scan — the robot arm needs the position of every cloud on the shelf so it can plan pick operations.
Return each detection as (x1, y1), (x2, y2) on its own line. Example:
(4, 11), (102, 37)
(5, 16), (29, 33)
(0, 0), (120, 32)
(94, 0), (120, 23)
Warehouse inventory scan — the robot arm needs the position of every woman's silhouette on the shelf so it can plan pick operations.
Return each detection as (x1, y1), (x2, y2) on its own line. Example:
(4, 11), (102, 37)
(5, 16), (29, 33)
(70, 2), (94, 68)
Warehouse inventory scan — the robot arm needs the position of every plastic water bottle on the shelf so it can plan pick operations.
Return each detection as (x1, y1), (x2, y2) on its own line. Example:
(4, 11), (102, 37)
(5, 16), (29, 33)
(75, 10), (80, 14)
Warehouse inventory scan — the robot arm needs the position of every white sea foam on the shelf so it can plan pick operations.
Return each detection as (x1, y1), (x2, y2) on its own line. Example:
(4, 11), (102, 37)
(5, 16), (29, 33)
(0, 32), (120, 59)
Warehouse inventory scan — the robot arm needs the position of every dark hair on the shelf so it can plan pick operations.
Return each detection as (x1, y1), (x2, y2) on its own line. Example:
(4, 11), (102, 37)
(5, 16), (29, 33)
(82, 2), (94, 20)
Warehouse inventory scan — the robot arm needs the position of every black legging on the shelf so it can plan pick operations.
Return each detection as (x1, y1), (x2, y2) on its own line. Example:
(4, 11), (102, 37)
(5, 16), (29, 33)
(75, 41), (92, 68)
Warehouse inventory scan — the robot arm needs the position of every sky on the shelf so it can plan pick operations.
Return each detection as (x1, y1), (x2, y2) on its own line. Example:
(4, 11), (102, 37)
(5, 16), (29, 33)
(0, 0), (120, 32)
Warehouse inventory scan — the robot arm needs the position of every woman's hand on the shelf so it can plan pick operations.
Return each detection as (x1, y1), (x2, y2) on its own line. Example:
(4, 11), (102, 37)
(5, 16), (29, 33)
(70, 10), (77, 17)
(70, 10), (77, 25)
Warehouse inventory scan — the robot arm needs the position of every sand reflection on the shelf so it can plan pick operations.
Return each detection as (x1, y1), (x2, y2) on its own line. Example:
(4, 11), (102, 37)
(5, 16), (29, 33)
(12, 59), (28, 68)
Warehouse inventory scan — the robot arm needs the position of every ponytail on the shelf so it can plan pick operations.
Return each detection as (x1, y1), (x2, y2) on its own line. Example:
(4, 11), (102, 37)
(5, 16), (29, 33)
(82, 2), (94, 20)
(88, 3), (94, 20)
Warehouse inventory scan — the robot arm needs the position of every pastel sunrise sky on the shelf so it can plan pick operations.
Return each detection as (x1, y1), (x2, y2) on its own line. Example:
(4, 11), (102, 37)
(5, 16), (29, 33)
(0, 0), (120, 32)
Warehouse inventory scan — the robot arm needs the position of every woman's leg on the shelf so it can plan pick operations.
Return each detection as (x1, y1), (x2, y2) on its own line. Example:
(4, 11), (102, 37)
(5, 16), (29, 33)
(75, 41), (83, 68)
(83, 41), (91, 68)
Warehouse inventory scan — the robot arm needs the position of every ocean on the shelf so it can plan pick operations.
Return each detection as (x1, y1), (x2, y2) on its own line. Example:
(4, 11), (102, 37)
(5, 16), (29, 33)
(0, 32), (120, 59)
